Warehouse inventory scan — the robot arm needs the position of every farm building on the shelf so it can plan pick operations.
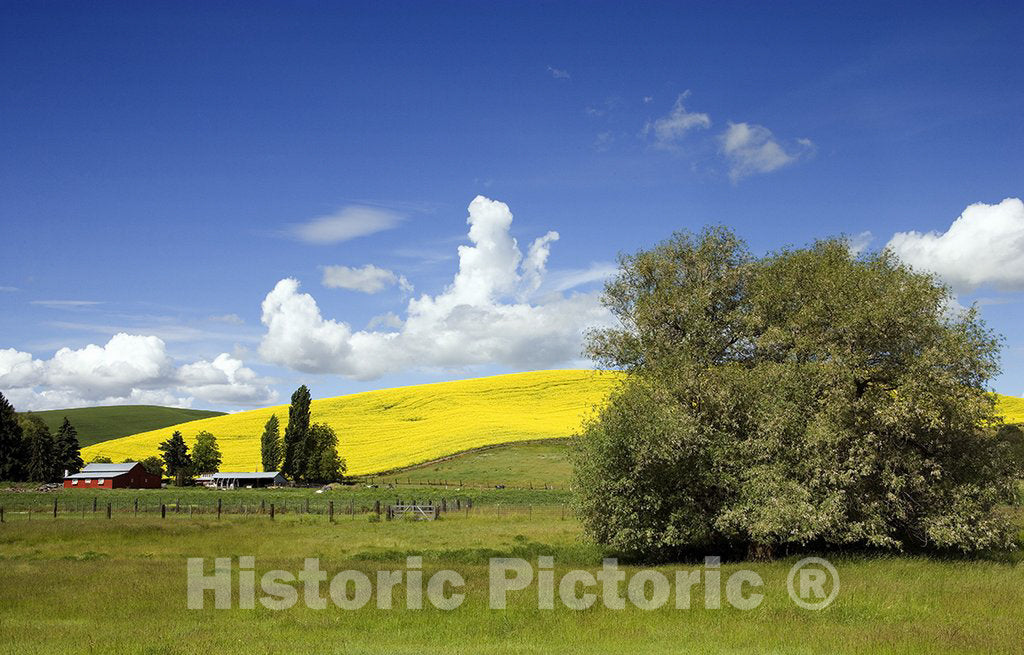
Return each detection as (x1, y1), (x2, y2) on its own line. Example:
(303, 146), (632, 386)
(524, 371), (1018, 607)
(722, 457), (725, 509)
(208, 472), (286, 489)
(64, 462), (161, 489)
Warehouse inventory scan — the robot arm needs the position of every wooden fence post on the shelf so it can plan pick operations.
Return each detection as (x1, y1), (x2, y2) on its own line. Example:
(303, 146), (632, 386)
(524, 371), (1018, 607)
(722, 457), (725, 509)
(176, 498), (180, 513)
(93, 497), (97, 513)
(106, 502), (112, 519)
(53, 498), (58, 519)
(305, 499), (310, 514)
(374, 500), (380, 517)
(329, 501), (334, 523)
(161, 504), (166, 519)
(261, 499), (265, 514)
(270, 504), (275, 520)
(134, 498), (139, 516)
(1, 506), (4, 523)
(217, 499), (222, 520)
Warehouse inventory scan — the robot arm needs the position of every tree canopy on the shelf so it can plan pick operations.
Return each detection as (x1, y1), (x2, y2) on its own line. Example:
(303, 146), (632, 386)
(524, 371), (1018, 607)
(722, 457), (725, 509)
(55, 417), (84, 475)
(20, 414), (59, 482)
(191, 431), (222, 474)
(158, 431), (192, 486)
(260, 414), (282, 472)
(0, 392), (26, 481)
(304, 423), (346, 484)
(282, 385), (311, 480)
(574, 227), (1022, 559)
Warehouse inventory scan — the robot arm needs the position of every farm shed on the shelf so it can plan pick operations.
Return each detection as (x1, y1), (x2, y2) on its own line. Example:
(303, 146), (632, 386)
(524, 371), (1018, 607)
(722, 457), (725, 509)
(64, 462), (161, 489)
(210, 472), (286, 489)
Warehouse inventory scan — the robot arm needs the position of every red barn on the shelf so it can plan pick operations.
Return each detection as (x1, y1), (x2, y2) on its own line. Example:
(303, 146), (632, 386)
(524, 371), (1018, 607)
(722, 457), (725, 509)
(64, 462), (161, 489)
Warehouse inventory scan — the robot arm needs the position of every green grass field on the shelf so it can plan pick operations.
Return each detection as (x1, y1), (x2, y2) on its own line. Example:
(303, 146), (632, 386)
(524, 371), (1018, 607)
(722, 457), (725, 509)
(380, 439), (572, 488)
(0, 513), (1021, 654)
(21, 405), (224, 447)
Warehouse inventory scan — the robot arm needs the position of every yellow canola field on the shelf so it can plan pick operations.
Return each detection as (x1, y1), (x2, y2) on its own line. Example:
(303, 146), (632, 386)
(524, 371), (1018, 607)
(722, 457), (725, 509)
(996, 394), (1024, 425)
(82, 369), (1024, 476)
(82, 370), (624, 475)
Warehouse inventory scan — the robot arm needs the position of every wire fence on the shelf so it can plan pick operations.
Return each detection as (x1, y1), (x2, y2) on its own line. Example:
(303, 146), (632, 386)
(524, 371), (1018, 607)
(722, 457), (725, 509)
(0, 497), (571, 523)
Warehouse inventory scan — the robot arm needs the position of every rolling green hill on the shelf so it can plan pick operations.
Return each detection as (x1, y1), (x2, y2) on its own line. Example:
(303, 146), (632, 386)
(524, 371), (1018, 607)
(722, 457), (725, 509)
(22, 406), (225, 447)
(379, 439), (573, 488)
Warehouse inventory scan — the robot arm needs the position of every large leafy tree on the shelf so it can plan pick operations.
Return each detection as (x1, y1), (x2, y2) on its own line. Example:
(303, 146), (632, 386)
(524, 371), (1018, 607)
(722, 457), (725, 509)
(260, 414), (282, 472)
(575, 227), (1022, 559)
(0, 392), (27, 481)
(282, 385), (312, 480)
(140, 455), (165, 478)
(304, 422), (346, 484)
(55, 417), (84, 475)
(158, 431), (192, 486)
(191, 431), (222, 473)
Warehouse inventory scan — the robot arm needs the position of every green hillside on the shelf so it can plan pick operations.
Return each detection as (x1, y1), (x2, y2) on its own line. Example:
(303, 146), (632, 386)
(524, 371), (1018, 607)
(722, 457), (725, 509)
(21, 406), (225, 447)
(379, 439), (573, 488)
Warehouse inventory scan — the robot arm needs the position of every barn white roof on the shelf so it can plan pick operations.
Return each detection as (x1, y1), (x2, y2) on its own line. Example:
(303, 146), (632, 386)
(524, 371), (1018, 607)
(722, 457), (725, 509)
(212, 472), (283, 480)
(65, 462), (140, 479)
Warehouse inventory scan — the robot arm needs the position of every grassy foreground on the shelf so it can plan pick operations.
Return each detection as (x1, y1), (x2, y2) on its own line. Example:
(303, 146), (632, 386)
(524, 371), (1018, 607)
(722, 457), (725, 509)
(0, 515), (1021, 654)
(83, 370), (621, 475)
(22, 405), (224, 447)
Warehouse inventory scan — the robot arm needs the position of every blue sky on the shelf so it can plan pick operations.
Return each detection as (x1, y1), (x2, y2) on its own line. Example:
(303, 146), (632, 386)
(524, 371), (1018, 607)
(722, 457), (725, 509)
(1, 1), (1023, 411)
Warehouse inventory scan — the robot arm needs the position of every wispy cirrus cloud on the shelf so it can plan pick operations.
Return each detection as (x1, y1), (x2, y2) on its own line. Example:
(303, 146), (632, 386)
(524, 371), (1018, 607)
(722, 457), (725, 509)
(30, 300), (103, 309)
(287, 206), (404, 245)
(208, 313), (245, 325)
(547, 65), (570, 80)
(644, 92), (711, 150)
(322, 264), (413, 294)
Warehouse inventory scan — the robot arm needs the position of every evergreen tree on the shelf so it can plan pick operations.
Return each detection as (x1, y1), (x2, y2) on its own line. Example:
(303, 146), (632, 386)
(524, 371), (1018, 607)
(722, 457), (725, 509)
(191, 431), (222, 473)
(304, 423), (346, 484)
(281, 385), (311, 480)
(260, 414), (282, 472)
(0, 391), (27, 481)
(20, 414), (58, 482)
(55, 417), (84, 475)
(158, 431), (192, 486)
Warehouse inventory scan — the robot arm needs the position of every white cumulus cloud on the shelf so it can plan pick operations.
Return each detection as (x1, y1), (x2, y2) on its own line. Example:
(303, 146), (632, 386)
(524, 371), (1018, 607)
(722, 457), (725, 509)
(258, 196), (614, 380)
(886, 198), (1024, 291)
(289, 206), (403, 244)
(721, 122), (814, 181)
(322, 264), (413, 294)
(0, 333), (276, 410)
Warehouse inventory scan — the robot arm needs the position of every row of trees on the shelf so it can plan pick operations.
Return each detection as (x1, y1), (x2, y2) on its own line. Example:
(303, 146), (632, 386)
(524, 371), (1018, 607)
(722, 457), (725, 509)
(0, 383), (345, 486)
(157, 430), (223, 486)
(259, 385), (346, 484)
(0, 392), (84, 483)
